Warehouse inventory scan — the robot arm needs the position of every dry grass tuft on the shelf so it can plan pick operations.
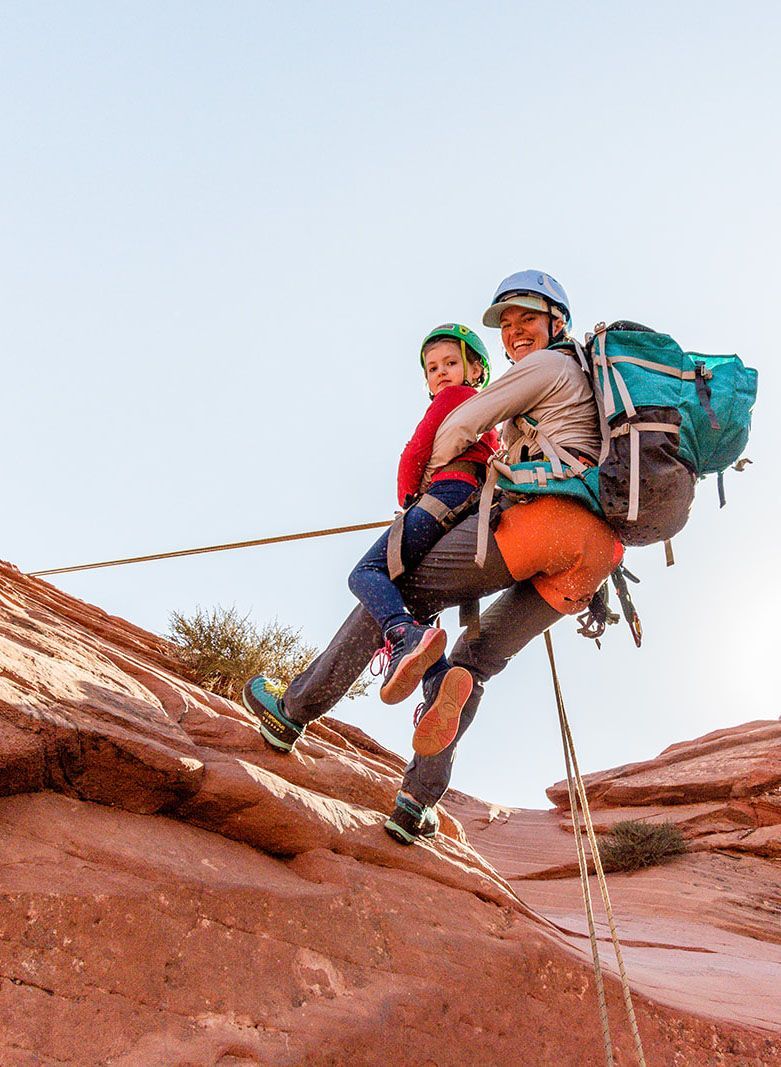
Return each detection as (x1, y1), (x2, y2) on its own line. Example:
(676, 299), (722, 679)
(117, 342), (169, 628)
(597, 819), (686, 873)
(168, 605), (370, 703)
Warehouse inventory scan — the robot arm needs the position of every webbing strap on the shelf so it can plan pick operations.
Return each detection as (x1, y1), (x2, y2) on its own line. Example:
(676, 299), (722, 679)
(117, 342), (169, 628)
(609, 363), (636, 419)
(610, 421), (680, 438)
(415, 493), (458, 523)
(387, 512), (406, 581)
(607, 354), (708, 380)
(571, 338), (591, 376)
(628, 427), (641, 521)
(387, 493), (468, 580)
(475, 460), (501, 569)
(590, 326), (613, 464)
(518, 419), (588, 478)
(459, 599), (481, 641)
(544, 631), (647, 1067)
(594, 326), (616, 418)
(437, 460), (482, 479)
(610, 422), (680, 522)
(694, 364), (721, 430)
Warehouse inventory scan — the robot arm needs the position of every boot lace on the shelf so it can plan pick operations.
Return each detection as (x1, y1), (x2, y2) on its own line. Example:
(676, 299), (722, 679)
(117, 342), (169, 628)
(370, 639), (392, 678)
(262, 677), (287, 699)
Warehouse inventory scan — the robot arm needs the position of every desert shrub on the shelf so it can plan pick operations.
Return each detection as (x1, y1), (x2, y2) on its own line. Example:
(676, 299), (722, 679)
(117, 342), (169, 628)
(168, 605), (370, 702)
(596, 819), (686, 873)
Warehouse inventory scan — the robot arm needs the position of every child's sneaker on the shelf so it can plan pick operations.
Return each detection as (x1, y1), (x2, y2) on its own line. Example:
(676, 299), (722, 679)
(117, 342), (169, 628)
(384, 791), (439, 845)
(373, 622), (447, 705)
(412, 666), (473, 757)
(242, 676), (304, 753)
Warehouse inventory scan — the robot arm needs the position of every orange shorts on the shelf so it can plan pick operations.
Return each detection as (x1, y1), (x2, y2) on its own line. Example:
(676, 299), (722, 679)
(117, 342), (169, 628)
(493, 496), (624, 615)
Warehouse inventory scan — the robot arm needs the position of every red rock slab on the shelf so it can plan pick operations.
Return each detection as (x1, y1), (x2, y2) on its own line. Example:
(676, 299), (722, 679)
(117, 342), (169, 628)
(0, 563), (407, 837)
(516, 852), (781, 1034)
(0, 565), (210, 813)
(180, 708), (408, 822)
(4, 562), (184, 676)
(693, 824), (781, 859)
(172, 753), (529, 915)
(547, 720), (781, 809)
(558, 799), (765, 838)
(0, 792), (777, 1067)
(443, 791), (581, 879)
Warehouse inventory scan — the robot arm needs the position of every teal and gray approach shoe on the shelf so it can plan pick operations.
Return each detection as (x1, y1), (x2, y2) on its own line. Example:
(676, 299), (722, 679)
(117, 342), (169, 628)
(384, 792), (439, 845)
(242, 676), (304, 753)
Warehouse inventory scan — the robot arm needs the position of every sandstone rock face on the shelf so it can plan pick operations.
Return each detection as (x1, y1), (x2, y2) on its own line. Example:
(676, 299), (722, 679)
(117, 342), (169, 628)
(0, 561), (778, 1065)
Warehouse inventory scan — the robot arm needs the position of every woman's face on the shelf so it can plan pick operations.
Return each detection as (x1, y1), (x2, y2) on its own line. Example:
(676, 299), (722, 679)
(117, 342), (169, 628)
(424, 339), (477, 395)
(499, 306), (554, 362)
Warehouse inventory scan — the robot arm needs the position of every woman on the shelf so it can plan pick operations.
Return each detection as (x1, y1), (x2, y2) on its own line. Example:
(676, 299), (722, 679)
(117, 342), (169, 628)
(243, 270), (622, 844)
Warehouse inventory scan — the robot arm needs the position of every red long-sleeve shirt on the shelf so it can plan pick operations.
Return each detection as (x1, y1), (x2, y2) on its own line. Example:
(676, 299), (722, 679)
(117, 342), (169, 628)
(396, 385), (500, 507)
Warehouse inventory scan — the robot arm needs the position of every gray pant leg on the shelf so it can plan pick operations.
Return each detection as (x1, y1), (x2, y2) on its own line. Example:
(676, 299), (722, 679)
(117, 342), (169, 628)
(450, 582), (562, 683)
(401, 583), (562, 806)
(283, 604), (382, 723)
(284, 514), (512, 725)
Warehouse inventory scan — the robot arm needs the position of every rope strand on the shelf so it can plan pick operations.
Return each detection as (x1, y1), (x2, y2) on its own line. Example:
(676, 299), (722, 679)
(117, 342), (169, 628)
(544, 630), (647, 1067)
(28, 520), (393, 578)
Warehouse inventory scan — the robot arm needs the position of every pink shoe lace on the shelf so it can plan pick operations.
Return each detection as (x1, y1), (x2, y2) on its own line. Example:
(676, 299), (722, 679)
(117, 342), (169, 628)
(413, 702), (426, 727)
(370, 639), (392, 678)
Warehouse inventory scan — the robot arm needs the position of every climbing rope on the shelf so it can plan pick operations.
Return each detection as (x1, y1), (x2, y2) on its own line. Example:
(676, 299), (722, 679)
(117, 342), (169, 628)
(544, 630), (647, 1067)
(27, 520), (393, 578)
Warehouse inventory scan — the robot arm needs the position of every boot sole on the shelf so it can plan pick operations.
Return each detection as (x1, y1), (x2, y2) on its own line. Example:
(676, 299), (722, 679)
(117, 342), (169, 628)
(383, 818), (417, 845)
(384, 814), (438, 845)
(379, 627), (448, 705)
(412, 667), (473, 757)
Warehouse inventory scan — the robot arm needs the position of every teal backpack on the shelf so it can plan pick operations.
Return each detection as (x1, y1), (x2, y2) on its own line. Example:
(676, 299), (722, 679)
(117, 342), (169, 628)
(496, 320), (758, 549)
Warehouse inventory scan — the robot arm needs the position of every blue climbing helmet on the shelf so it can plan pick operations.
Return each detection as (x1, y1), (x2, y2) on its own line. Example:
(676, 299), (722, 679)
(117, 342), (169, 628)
(482, 270), (572, 332)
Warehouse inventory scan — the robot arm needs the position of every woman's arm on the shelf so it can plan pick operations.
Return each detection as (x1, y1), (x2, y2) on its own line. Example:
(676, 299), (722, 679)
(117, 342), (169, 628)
(425, 350), (565, 473)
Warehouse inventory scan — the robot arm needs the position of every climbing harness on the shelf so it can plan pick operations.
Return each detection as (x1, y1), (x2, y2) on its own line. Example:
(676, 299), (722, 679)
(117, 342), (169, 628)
(544, 630), (647, 1067)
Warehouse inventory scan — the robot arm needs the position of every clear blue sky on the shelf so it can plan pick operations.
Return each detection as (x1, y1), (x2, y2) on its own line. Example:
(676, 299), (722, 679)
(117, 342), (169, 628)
(2, 1), (778, 807)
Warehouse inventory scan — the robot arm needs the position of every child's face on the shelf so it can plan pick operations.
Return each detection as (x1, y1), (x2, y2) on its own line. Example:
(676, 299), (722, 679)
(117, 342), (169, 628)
(424, 339), (478, 395)
(499, 306), (554, 362)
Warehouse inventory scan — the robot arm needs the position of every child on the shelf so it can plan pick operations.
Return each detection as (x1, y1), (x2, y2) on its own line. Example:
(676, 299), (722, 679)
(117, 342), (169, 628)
(348, 324), (499, 741)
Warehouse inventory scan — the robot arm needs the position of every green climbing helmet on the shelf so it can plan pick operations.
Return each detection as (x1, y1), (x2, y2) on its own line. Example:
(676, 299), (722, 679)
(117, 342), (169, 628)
(419, 323), (491, 389)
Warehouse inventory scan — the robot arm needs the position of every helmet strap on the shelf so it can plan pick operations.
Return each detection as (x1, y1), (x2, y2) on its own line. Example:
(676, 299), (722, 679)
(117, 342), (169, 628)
(547, 300), (567, 346)
(460, 339), (470, 384)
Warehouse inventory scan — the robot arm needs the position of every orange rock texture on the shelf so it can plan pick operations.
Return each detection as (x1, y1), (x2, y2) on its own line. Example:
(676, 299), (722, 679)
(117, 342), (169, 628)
(0, 560), (778, 1065)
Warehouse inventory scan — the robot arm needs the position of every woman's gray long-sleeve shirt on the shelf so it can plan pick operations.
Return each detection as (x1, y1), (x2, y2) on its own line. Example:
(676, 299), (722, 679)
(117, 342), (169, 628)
(422, 347), (602, 487)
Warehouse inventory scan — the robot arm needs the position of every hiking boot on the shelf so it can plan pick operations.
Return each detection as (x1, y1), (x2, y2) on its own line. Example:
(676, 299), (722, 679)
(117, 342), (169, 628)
(242, 675), (304, 753)
(412, 666), (473, 757)
(384, 792), (439, 846)
(373, 622), (447, 705)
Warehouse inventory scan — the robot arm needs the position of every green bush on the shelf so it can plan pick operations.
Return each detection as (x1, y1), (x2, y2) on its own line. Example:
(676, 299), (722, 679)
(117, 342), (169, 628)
(168, 605), (370, 703)
(596, 819), (686, 873)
